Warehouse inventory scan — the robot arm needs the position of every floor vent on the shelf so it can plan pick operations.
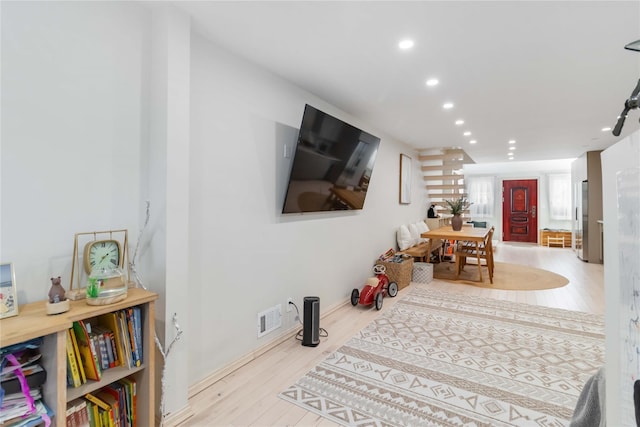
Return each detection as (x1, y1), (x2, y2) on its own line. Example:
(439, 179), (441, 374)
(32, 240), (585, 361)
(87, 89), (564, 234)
(257, 304), (282, 338)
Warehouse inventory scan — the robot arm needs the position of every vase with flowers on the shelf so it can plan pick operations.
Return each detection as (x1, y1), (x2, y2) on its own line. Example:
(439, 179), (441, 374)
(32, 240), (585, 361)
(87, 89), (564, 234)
(444, 197), (472, 231)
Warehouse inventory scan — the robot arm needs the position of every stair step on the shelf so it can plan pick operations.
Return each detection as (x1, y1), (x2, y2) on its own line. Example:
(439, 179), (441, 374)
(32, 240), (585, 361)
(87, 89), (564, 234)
(426, 184), (466, 191)
(423, 174), (465, 181)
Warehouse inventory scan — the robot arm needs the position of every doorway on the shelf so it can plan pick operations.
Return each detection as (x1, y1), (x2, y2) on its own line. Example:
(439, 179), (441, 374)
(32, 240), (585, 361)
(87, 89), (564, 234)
(502, 179), (538, 243)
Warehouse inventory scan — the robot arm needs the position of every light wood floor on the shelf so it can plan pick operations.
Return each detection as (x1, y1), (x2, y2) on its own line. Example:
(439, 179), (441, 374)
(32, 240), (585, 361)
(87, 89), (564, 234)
(182, 243), (604, 426)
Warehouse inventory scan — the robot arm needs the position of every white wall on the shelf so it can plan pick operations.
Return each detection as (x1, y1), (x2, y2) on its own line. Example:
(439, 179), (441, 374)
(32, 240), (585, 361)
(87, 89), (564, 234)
(601, 130), (640, 427)
(1, 1), (148, 304)
(187, 30), (425, 386)
(463, 159), (573, 242)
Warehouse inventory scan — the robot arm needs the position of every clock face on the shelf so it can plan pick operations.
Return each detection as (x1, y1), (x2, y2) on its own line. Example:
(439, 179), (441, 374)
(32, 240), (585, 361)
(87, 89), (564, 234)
(84, 240), (121, 273)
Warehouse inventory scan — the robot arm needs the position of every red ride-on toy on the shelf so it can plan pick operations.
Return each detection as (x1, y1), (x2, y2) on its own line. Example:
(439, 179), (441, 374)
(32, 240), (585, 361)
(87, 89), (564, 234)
(351, 264), (398, 310)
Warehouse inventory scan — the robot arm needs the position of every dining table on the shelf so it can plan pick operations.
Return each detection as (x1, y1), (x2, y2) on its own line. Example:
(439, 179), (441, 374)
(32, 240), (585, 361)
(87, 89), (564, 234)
(421, 225), (491, 282)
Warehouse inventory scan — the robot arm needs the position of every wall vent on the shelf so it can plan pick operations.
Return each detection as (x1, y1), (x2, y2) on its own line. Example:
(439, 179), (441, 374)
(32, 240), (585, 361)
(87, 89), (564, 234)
(257, 304), (282, 338)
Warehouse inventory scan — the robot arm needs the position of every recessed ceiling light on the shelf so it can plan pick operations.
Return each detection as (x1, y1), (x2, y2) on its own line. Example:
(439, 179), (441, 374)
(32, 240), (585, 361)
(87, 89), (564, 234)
(426, 78), (439, 87)
(469, 140), (477, 144)
(463, 131), (471, 136)
(443, 102), (454, 109)
(509, 146), (516, 150)
(508, 140), (516, 144)
(509, 157), (514, 160)
(601, 127), (612, 132)
(398, 39), (414, 50)
(455, 119), (464, 125)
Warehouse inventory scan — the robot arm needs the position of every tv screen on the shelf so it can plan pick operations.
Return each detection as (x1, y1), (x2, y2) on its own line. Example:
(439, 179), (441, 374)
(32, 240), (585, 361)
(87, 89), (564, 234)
(282, 105), (381, 214)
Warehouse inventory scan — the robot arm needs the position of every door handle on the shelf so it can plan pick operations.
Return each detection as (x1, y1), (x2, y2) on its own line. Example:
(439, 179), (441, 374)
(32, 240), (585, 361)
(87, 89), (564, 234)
(532, 206), (537, 218)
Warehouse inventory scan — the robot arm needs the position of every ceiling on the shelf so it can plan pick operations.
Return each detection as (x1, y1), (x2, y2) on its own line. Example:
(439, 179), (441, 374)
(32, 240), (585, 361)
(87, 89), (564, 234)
(172, 1), (640, 164)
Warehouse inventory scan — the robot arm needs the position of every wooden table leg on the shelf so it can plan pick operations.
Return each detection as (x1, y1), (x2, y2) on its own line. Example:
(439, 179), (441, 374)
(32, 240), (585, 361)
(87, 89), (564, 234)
(476, 241), (482, 282)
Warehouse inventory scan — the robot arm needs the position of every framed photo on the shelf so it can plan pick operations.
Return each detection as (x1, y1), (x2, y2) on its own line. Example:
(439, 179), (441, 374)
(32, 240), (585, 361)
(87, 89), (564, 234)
(399, 154), (412, 204)
(0, 263), (18, 319)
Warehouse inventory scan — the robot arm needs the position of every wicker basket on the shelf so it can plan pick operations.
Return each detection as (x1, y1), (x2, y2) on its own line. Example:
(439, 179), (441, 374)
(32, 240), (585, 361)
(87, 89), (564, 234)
(412, 262), (433, 284)
(374, 258), (414, 290)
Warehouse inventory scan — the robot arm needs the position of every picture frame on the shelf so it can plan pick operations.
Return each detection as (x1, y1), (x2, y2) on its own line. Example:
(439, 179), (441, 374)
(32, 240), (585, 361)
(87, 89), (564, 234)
(399, 154), (412, 204)
(0, 262), (19, 319)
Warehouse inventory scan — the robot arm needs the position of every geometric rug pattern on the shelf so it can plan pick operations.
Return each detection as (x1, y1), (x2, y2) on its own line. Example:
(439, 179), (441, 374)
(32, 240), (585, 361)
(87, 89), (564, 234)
(280, 287), (604, 426)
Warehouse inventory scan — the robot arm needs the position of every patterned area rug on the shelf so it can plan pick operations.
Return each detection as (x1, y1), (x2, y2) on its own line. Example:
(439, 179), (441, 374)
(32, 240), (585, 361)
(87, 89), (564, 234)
(280, 288), (604, 426)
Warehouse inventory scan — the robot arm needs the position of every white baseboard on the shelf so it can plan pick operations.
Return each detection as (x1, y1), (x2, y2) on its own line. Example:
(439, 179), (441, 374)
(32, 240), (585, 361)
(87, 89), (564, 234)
(160, 404), (195, 427)
(188, 298), (348, 398)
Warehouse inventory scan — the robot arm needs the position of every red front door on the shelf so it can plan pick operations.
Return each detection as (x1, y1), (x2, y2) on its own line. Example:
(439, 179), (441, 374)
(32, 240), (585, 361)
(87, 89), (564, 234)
(502, 179), (538, 243)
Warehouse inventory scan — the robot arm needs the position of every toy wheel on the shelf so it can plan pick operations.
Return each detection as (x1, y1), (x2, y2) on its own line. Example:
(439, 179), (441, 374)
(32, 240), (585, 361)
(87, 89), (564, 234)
(351, 288), (359, 306)
(375, 292), (383, 310)
(388, 282), (398, 297)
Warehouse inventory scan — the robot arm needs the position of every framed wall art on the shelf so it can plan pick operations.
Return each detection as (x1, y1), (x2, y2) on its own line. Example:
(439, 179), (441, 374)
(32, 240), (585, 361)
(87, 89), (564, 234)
(0, 262), (18, 319)
(400, 154), (412, 204)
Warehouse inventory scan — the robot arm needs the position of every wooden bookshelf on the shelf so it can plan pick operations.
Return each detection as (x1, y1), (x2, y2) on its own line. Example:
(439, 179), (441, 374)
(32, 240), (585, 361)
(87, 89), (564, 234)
(0, 288), (157, 427)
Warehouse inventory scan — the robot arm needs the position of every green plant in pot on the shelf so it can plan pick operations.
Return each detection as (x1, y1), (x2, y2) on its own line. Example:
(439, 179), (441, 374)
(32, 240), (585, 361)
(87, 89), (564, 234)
(444, 197), (471, 231)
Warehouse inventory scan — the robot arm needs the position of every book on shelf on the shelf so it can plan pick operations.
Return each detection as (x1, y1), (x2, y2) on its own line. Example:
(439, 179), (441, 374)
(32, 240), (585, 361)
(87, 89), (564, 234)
(66, 328), (83, 388)
(0, 399), (54, 427)
(97, 313), (125, 368)
(84, 392), (114, 427)
(69, 325), (87, 384)
(66, 398), (90, 427)
(132, 307), (142, 365)
(90, 325), (110, 372)
(118, 377), (137, 427)
(101, 383), (129, 427)
(96, 390), (120, 427)
(72, 320), (102, 381)
(125, 308), (140, 367)
(116, 310), (133, 369)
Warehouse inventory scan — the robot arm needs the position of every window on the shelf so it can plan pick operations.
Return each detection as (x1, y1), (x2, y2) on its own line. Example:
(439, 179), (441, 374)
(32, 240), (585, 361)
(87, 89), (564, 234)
(467, 176), (495, 218)
(548, 173), (571, 220)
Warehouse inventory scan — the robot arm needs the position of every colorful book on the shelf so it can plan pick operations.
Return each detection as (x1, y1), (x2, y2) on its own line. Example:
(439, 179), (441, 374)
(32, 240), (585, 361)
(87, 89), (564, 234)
(65, 328), (82, 387)
(69, 325), (87, 384)
(96, 390), (119, 427)
(84, 393), (112, 427)
(118, 377), (137, 427)
(98, 313), (124, 368)
(125, 309), (139, 367)
(83, 398), (101, 427)
(116, 310), (133, 368)
(132, 307), (142, 364)
(72, 321), (101, 381)
(102, 383), (126, 427)
(91, 326), (110, 371)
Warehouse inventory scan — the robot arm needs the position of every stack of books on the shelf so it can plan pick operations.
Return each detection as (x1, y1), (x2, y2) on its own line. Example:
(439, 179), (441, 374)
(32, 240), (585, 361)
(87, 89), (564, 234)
(66, 377), (137, 427)
(1, 337), (54, 426)
(67, 307), (144, 387)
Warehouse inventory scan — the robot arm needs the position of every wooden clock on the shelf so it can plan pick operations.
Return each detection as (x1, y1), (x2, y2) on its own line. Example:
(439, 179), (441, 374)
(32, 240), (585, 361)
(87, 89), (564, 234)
(68, 229), (130, 300)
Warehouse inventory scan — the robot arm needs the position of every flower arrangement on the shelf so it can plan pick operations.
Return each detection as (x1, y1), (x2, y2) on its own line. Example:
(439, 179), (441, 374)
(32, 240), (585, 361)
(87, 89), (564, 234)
(444, 197), (471, 215)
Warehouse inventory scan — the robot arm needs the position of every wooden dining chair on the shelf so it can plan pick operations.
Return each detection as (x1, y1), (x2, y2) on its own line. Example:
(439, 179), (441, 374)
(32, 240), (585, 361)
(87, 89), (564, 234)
(455, 226), (495, 283)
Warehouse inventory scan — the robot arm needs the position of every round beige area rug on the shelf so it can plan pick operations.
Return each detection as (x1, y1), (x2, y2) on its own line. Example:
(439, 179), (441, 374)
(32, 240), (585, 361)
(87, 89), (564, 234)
(431, 261), (569, 290)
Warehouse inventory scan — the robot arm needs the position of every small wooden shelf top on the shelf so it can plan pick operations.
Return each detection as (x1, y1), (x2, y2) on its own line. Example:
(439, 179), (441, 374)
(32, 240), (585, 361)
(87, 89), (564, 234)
(0, 287), (158, 348)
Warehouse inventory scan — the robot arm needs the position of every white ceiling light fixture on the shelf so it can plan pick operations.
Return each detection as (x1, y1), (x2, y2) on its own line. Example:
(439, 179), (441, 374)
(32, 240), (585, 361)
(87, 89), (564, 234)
(463, 131), (471, 136)
(398, 39), (414, 50)
(508, 140), (516, 144)
(443, 102), (454, 109)
(455, 119), (464, 125)
(469, 140), (477, 144)
(426, 78), (439, 87)
(509, 146), (516, 151)
(601, 126), (612, 132)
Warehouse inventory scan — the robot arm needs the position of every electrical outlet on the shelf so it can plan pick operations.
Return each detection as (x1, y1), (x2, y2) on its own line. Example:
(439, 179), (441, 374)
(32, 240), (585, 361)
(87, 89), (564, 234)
(286, 297), (294, 312)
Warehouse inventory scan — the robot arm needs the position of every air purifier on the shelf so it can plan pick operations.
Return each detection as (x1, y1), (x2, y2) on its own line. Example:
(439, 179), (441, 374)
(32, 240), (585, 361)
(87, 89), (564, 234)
(302, 296), (320, 347)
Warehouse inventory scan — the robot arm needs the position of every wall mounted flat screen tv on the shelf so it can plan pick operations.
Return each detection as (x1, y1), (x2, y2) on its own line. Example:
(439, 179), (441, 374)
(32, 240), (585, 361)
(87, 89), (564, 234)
(282, 105), (381, 214)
